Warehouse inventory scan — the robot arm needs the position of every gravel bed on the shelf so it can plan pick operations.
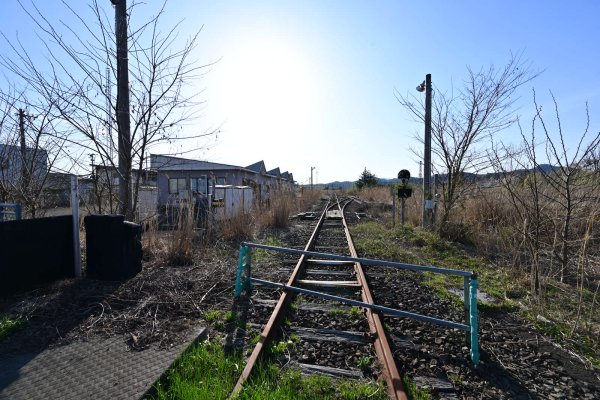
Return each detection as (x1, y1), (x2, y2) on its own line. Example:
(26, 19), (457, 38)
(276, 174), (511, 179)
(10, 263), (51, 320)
(244, 198), (600, 399)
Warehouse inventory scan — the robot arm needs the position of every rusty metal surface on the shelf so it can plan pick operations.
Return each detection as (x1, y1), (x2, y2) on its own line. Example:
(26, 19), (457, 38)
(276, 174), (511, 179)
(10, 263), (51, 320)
(341, 199), (408, 400)
(231, 201), (330, 395)
(233, 197), (407, 399)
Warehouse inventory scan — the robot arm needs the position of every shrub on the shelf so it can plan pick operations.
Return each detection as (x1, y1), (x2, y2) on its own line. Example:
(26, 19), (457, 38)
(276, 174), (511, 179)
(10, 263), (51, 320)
(438, 221), (474, 245)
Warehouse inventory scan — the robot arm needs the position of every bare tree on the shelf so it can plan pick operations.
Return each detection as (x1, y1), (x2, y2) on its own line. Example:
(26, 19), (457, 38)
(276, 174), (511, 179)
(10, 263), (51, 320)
(491, 91), (599, 295)
(1, 0), (215, 220)
(396, 53), (538, 225)
(0, 87), (72, 217)
(531, 91), (599, 282)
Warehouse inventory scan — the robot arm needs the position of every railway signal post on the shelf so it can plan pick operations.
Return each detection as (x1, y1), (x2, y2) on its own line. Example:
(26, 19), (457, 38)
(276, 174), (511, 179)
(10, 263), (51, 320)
(397, 169), (412, 225)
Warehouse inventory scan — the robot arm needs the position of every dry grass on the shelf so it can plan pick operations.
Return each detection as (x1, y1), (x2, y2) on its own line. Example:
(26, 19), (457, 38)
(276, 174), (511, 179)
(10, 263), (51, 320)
(351, 185), (422, 225)
(353, 186), (393, 204)
(220, 211), (254, 242)
(142, 203), (198, 266)
(143, 188), (324, 265)
(256, 188), (318, 229)
(296, 187), (323, 211)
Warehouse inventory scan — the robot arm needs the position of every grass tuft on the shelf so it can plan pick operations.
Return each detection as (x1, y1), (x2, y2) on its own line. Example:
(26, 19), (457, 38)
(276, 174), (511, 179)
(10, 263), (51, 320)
(0, 315), (25, 339)
(151, 340), (243, 400)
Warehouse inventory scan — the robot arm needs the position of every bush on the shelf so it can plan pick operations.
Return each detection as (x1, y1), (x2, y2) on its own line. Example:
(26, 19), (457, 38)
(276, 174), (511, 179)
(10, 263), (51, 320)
(438, 221), (474, 246)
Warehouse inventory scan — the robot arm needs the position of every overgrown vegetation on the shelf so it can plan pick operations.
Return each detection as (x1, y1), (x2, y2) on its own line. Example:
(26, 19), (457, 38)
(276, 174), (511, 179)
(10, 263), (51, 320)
(350, 210), (600, 368)
(141, 188), (324, 266)
(142, 202), (200, 266)
(0, 315), (25, 339)
(151, 340), (243, 400)
(150, 338), (387, 400)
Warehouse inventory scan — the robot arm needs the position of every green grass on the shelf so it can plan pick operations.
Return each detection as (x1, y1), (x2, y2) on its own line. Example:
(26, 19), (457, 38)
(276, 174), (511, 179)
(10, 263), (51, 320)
(350, 222), (517, 310)
(402, 376), (433, 400)
(529, 310), (600, 369)
(239, 366), (387, 400)
(151, 340), (244, 400)
(151, 338), (388, 400)
(203, 309), (223, 323)
(329, 306), (362, 318)
(203, 309), (236, 330)
(251, 235), (283, 262)
(0, 315), (25, 339)
(349, 307), (363, 318)
(355, 355), (372, 370)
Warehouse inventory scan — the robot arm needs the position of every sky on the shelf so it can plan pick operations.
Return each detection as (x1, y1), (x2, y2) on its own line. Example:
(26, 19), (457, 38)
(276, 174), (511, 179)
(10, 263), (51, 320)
(1, 1), (599, 184)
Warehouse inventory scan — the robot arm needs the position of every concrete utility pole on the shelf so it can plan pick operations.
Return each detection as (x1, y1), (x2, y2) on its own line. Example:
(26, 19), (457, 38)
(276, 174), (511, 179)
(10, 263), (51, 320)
(421, 74), (432, 229)
(310, 166), (315, 189)
(114, 0), (133, 219)
(18, 109), (29, 194)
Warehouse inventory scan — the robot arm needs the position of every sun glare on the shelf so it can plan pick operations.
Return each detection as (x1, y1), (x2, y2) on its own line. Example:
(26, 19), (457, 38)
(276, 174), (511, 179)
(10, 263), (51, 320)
(218, 35), (317, 137)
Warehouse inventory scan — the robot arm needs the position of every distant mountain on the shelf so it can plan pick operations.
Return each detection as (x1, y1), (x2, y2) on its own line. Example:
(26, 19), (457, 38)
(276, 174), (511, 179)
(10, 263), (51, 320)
(320, 181), (354, 189)
(312, 165), (559, 188)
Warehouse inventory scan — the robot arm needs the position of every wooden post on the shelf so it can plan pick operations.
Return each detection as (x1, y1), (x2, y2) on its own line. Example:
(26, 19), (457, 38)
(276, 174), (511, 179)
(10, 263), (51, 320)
(71, 175), (82, 278)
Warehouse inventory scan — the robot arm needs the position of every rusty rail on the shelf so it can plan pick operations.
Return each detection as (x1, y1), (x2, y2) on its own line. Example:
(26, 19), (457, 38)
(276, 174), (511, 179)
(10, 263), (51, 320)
(232, 197), (408, 399)
(338, 199), (407, 400)
(231, 200), (331, 395)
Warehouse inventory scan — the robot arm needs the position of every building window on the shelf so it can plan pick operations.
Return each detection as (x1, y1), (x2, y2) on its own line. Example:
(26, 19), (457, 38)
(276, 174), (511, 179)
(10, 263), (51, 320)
(168, 178), (187, 194)
(216, 177), (226, 185)
(191, 175), (208, 194)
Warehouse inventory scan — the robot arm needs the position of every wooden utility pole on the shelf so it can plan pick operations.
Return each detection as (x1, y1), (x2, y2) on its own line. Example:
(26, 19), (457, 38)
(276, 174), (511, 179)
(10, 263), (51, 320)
(422, 74), (432, 229)
(114, 0), (133, 219)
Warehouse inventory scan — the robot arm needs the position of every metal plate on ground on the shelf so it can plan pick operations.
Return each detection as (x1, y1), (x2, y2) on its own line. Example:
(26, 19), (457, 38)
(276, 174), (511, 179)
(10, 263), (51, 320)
(326, 210), (343, 220)
(0, 328), (206, 400)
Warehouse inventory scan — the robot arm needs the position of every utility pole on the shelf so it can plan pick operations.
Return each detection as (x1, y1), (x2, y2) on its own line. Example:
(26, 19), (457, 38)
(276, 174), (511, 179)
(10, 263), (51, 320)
(18, 109), (29, 196)
(105, 66), (113, 163)
(310, 166), (315, 189)
(89, 153), (96, 175)
(422, 74), (432, 229)
(114, 0), (132, 219)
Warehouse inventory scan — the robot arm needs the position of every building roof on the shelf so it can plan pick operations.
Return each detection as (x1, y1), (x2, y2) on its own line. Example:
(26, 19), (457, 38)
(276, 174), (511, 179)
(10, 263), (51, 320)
(245, 160), (266, 174)
(150, 154), (248, 172)
(0, 143), (48, 159)
(150, 154), (294, 184)
(267, 167), (280, 177)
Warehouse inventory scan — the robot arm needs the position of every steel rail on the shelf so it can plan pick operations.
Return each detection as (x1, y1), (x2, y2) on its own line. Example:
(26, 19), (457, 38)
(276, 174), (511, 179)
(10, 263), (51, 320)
(231, 199), (332, 396)
(338, 198), (408, 400)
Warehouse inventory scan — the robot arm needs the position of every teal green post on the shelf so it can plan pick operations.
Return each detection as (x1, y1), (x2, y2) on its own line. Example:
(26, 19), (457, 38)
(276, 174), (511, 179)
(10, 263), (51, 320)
(234, 245), (251, 297)
(469, 276), (480, 365)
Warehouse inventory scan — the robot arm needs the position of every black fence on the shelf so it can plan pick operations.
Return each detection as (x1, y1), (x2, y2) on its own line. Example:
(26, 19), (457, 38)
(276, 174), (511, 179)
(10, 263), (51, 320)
(1, 214), (144, 295)
(0, 216), (74, 294)
(84, 215), (142, 280)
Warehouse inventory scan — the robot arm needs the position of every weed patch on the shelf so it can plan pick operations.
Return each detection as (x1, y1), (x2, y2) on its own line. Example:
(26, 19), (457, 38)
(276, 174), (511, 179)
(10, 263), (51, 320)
(151, 336), (387, 399)
(0, 315), (25, 339)
(239, 365), (387, 400)
(151, 340), (243, 400)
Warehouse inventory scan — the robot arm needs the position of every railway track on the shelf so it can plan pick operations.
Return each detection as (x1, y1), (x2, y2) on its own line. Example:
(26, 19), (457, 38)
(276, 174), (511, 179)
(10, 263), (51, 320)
(232, 196), (407, 399)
